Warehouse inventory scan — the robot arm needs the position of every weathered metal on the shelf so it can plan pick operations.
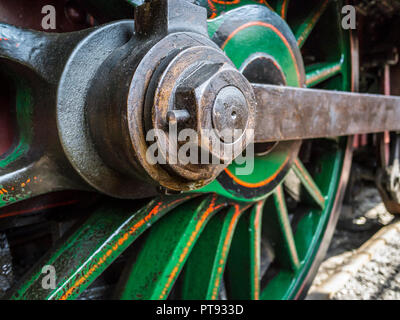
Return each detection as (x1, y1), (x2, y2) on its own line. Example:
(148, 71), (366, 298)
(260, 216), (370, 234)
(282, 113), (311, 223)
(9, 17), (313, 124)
(0, 21), (139, 208)
(1, 0), (362, 301)
(375, 63), (400, 215)
(144, 45), (255, 183)
(0, 0), (258, 200)
(200, 3), (305, 202)
(376, 136), (400, 215)
(253, 84), (400, 143)
(2, 0), (384, 201)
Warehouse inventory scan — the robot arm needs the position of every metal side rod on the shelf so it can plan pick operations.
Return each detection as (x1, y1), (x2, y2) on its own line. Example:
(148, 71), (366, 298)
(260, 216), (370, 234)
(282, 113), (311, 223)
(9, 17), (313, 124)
(253, 84), (400, 143)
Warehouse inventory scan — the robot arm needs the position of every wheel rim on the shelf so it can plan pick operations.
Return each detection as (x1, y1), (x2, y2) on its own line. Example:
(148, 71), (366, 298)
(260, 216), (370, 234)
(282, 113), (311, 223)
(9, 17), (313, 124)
(1, 0), (355, 300)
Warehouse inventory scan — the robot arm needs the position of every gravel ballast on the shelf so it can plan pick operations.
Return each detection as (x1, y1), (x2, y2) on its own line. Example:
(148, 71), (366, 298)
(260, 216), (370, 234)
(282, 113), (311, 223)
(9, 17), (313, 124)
(332, 226), (400, 300)
(308, 185), (400, 300)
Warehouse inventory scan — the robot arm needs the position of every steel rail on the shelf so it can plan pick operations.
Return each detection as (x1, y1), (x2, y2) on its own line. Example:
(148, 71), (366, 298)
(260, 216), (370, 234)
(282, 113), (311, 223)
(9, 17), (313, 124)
(253, 84), (400, 142)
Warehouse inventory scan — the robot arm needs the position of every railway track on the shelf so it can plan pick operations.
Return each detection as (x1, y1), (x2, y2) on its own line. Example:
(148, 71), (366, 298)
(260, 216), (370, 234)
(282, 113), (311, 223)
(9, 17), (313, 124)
(308, 185), (400, 300)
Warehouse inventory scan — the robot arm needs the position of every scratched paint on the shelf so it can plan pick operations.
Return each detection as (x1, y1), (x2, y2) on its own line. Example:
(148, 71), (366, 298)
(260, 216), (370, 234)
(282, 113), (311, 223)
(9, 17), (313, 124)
(6, 0), (355, 302)
(9, 194), (195, 300)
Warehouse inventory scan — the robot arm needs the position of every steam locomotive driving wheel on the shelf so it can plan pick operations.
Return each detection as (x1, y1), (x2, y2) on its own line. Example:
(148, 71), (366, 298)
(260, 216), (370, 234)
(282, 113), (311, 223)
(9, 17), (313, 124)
(0, 0), (356, 300)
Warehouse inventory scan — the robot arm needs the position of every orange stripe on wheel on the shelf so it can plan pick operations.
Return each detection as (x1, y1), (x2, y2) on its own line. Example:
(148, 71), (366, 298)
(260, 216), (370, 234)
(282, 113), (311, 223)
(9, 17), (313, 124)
(221, 21), (302, 83)
(224, 155), (290, 188)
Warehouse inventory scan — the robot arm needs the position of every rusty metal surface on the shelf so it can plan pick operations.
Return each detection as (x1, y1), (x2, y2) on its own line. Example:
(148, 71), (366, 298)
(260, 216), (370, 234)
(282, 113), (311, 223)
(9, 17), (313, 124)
(0, 0), (256, 198)
(3, 0), (400, 200)
(86, 0), (255, 193)
(254, 84), (400, 143)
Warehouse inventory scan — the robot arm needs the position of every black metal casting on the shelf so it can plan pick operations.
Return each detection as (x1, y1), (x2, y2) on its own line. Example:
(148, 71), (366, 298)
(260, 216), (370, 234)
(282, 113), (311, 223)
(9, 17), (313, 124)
(0, 0), (256, 200)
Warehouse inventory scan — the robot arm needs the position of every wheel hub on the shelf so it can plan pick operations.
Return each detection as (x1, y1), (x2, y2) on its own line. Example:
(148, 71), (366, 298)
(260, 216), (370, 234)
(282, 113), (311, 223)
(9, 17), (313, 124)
(202, 5), (305, 201)
(59, 0), (256, 196)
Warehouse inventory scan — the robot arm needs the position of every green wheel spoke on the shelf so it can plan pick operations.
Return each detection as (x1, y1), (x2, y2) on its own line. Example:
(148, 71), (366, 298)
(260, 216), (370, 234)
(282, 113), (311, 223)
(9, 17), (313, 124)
(295, 0), (330, 48)
(306, 61), (343, 87)
(225, 202), (264, 300)
(116, 195), (228, 300)
(276, 0), (290, 20)
(9, 194), (195, 300)
(180, 203), (249, 300)
(293, 158), (326, 209)
(263, 186), (299, 271)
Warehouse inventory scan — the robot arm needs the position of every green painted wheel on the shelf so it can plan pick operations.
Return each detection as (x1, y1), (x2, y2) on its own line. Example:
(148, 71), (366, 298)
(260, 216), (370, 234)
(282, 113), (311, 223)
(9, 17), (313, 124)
(2, 0), (356, 300)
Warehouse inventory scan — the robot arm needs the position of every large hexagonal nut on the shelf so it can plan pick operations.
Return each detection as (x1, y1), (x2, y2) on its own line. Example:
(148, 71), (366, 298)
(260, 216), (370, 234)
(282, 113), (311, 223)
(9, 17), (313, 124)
(174, 62), (256, 163)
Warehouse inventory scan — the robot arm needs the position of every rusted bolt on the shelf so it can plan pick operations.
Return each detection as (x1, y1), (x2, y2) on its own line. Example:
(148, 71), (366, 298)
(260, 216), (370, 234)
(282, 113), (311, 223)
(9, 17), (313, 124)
(166, 109), (190, 124)
(173, 61), (255, 163)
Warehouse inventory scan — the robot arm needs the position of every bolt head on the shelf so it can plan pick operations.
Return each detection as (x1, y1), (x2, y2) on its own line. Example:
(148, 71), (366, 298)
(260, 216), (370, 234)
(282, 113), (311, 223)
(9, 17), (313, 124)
(175, 63), (255, 162)
(150, 44), (255, 185)
(212, 86), (249, 143)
